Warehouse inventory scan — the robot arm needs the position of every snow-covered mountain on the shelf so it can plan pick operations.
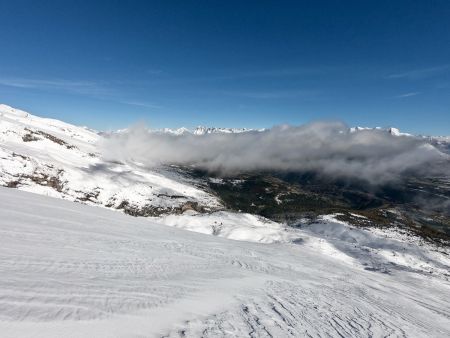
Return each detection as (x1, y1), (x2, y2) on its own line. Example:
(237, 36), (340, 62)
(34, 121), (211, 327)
(152, 126), (257, 135)
(0, 104), (299, 243)
(0, 104), (221, 215)
(192, 126), (255, 135)
(1, 104), (450, 336)
(161, 125), (424, 137)
(2, 104), (449, 206)
(104, 125), (260, 137)
(1, 103), (449, 243)
(350, 125), (413, 137)
(349, 125), (450, 153)
(349, 124), (450, 141)
(2, 103), (449, 213)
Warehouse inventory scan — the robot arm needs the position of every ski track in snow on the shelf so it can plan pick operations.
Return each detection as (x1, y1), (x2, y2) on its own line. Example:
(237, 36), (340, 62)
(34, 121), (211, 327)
(0, 187), (449, 337)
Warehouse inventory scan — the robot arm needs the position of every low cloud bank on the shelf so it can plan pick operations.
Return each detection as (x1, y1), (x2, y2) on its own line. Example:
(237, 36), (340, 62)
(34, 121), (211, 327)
(103, 121), (448, 183)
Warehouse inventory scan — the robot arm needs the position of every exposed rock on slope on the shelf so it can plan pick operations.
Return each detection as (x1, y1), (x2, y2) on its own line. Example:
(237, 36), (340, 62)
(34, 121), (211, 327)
(0, 104), (222, 215)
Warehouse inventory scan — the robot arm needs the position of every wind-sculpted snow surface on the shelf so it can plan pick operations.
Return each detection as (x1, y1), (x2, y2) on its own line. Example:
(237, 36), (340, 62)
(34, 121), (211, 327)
(0, 188), (449, 337)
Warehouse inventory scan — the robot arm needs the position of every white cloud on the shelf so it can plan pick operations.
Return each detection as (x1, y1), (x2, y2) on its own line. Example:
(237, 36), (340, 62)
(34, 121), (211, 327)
(396, 92), (420, 98)
(220, 89), (316, 99)
(103, 121), (448, 183)
(387, 65), (450, 80)
(0, 77), (109, 96)
(119, 100), (162, 109)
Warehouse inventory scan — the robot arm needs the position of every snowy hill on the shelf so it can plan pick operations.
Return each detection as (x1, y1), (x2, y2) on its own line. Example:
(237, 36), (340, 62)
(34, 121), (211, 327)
(0, 104), (221, 216)
(0, 187), (449, 337)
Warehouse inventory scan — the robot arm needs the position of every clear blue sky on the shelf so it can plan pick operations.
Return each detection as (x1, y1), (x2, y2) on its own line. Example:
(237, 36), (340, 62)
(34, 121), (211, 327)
(0, 0), (449, 134)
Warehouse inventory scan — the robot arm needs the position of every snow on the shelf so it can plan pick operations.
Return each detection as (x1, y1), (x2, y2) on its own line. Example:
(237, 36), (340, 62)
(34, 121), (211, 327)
(2, 102), (448, 221)
(119, 126), (256, 136)
(192, 126), (254, 135)
(152, 210), (296, 243)
(0, 104), (221, 213)
(349, 126), (413, 137)
(387, 127), (413, 137)
(0, 187), (449, 337)
(2, 103), (450, 336)
(0, 104), (29, 118)
(349, 212), (367, 219)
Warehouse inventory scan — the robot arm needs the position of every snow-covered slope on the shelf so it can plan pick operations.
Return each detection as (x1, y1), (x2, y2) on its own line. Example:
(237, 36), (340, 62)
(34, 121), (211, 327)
(0, 104), (221, 215)
(0, 104), (295, 243)
(0, 187), (449, 337)
(153, 210), (296, 243)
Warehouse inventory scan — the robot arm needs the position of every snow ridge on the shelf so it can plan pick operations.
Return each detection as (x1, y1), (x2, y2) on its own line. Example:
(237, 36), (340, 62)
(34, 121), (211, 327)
(0, 104), (222, 217)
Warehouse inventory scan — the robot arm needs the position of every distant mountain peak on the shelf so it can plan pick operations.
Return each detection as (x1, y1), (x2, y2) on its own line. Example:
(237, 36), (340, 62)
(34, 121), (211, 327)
(349, 125), (412, 137)
(193, 126), (253, 135)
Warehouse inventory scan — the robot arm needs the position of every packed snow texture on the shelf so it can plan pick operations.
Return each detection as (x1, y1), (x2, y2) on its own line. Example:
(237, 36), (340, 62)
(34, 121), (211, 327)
(0, 187), (449, 337)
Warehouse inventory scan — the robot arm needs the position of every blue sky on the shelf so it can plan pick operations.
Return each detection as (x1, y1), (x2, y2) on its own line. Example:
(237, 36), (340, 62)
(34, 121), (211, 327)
(0, 0), (449, 134)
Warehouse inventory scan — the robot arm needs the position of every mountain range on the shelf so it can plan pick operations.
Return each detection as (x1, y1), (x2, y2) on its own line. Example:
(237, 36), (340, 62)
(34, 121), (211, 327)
(1, 103), (450, 336)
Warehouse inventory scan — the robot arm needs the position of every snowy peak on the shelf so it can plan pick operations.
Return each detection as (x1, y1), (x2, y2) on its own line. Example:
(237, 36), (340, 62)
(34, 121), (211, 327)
(159, 127), (191, 135)
(0, 104), (99, 151)
(348, 126), (450, 153)
(152, 126), (255, 135)
(349, 126), (382, 132)
(193, 126), (253, 135)
(0, 104), (29, 118)
(349, 125), (412, 137)
(348, 125), (449, 153)
(387, 127), (413, 137)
